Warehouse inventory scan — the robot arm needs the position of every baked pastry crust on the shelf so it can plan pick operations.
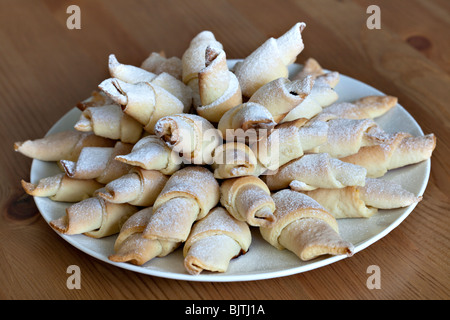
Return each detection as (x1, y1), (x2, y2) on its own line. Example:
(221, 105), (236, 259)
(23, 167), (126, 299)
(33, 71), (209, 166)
(109, 54), (192, 112)
(143, 166), (220, 242)
(264, 153), (367, 191)
(155, 113), (222, 165)
(234, 22), (306, 97)
(248, 76), (314, 123)
(212, 142), (265, 179)
(183, 207), (251, 275)
(109, 208), (179, 265)
(220, 176), (276, 227)
(260, 189), (354, 261)
(74, 104), (143, 144)
(22, 173), (103, 202)
(97, 168), (168, 207)
(341, 133), (436, 177)
(50, 196), (138, 238)
(115, 135), (182, 175)
(302, 178), (422, 219)
(196, 46), (242, 122)
(217, 102), (276, 141)
(60, 141), (133, 184)
(98, 78), (184, 134)
(14, 131), (114, 162)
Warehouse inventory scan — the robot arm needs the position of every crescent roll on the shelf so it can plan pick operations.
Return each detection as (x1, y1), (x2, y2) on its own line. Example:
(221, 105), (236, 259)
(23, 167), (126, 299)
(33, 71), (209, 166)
(108, 208), (179, 265)
(282, 81), (337, 123)
(220, 176), (276, 227)
(108, 54), (156, 83)
(292, 57), (340, 88)
(318, 95), (398, 120)
(98, 78), (184, 134)
(97, 168), (168, 207)
(60, 141), (133, 184)
(109, 54), (192, 112)
(264, 153), (367, 191)
(233, 22), (306, 97)
(260, 189), (354, 261)
(217, 102), (276, 141)
(341, 133), (436, 177)
(196, 46), (242, 122)
(313, 118), (381, 158)
(14, 131), (115, 162)
(50, 196), (138, 238)
(154, 113), (222, 165)
(114, 135), (182, 175)
(301, 178), (423, 219)
(76, 90), (116, 111)
(283, 59), (341, 123)
(21, 173), (103, 202)
(140, 51), (183, 80)
(74, 104), (143, 143)
(250, 118), (328, 171)
(183, 207), (251, 275)
(212, 142), (265, 179)
(142, 166), (220, 244)
(248, 76), (314, 123)
(181, 30), (223, 107)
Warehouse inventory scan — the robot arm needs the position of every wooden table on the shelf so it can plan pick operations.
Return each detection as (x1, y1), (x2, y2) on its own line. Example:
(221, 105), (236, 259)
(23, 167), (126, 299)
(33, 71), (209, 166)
(1, 0), (449, 300)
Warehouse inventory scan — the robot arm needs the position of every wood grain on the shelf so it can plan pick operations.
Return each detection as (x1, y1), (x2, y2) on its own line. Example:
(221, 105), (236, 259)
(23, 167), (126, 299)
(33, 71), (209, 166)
(1, 0), (448, 300)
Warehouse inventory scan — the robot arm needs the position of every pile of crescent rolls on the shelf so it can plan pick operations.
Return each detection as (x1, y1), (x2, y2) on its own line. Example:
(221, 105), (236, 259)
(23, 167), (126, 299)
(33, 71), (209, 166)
(15, 22), (436, 275)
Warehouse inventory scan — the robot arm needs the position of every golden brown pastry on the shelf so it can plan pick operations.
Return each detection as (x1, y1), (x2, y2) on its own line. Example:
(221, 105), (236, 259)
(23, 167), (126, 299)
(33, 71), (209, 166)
(283, 58), (341, 123)
(340, 132), (436, 177)
(140, 51), (183, 80)
(181, 30), (223, 107)
(318, 95), (398, 120)
(50, 196), (138, 238)
(196, 46), (242, 122)
(109, 208), (180, 265)
(109, 54), (192, 112)
(281, 81), (337, 123)
(248, 76), (314, 123)
(74, 104), (143, 143)
(217, 102), (276, 141)
(183, 207), (251, 275)
(14, 131), (115, 162)
(98, 78), (184, 134)
(76, 90), (116, 111)
(108, 54), (156, 83)
(212, 142), (265, 179)
(220, 176), (276, 227)
(60, 141), (133, 184)
(233, 22), (306, 97)
(97, 168), (168, 207)
(292, 57), (340, 88)
(260, 189), (354, 261)
(21, 173), (103, 202)
(142, 166), (220, 244)
(154, 113), (222, 165)
(250, 118), (328, 171)
(302, 178), (423, 219)
(313, 117), (381, 158)
(281, 94), (324, 123)
(264, 153), (367, 191)
(114, 135), (182, 175)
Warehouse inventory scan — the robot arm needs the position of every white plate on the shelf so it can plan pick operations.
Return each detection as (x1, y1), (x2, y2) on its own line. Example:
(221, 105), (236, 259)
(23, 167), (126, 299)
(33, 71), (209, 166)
(31, 61), (431, 282)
